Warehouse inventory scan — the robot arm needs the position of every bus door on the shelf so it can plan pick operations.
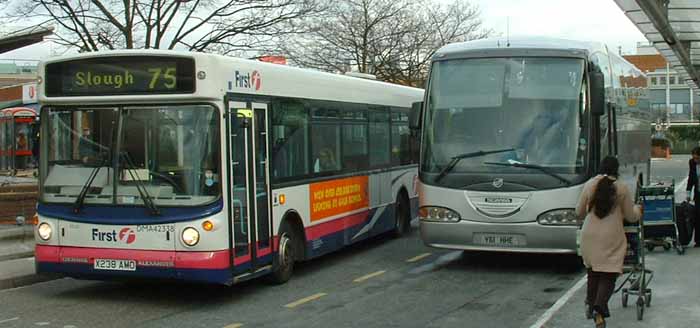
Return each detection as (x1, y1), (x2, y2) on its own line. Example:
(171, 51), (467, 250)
(227, 100), (272, 275)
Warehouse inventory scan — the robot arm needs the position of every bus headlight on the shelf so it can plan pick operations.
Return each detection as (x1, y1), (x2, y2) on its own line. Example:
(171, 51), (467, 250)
(419, 206), (461, 222)
(38, 222), (52, 241)
(181, 227), (200, 246)
(537, 209), (579, 226)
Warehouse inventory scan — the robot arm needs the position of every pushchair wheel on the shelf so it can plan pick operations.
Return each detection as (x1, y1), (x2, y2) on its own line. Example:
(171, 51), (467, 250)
(636, 297), (645, 320)
(646, 244), (654, 252)
(646, 291), (652, 307)
(621, 290), (628, 308)
(663, 243), (671, 251)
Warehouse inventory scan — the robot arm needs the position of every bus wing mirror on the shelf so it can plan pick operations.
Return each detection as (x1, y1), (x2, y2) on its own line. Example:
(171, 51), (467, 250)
(410, 101), (423, 130)
(590, 70), (605, 116)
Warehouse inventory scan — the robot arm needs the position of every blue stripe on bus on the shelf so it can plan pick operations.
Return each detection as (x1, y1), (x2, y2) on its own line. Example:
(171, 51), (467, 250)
(37, 200), (224, 225)
(305, 204), (396, 259)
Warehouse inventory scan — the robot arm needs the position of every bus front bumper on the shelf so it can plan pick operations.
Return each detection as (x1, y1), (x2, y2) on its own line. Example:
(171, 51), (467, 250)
(35, 245), (234, 285)
(419, 220), (578, 254)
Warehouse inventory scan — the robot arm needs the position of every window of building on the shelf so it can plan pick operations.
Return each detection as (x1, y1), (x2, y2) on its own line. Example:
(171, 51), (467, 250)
(660, 76), (666, 85)
(650, 77), (657, 85)
(669, 76), (676, 85)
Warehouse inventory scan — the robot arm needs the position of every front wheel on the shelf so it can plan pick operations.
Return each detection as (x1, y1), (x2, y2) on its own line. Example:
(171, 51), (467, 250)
(268, 222), (297, 284)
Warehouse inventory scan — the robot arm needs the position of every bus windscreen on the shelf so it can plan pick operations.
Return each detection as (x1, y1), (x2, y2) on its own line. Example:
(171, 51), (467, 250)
(45, 56), (195, 96)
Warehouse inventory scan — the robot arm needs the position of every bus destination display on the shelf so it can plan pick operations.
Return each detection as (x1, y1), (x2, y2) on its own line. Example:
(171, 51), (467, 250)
(45, 56), (195, 96)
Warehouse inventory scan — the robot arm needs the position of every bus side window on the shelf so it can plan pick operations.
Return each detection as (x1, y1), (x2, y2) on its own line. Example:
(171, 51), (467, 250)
(369, 109), (390, 167)
(271, 99), (309, 180)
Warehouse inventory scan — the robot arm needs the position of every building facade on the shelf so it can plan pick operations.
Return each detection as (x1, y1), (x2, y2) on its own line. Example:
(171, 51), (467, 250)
(624, 42), (700, 123)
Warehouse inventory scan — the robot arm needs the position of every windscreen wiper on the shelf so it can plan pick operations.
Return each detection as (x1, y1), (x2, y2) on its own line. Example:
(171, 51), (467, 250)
(73, 155), (109, 214)
(435, 148), (515, 183)
(483, 161), (572, 186)
(120, 151), (159, 215)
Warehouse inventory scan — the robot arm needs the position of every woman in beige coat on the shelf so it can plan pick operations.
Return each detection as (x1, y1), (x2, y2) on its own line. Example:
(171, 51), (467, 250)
(576, 156), (642, 328)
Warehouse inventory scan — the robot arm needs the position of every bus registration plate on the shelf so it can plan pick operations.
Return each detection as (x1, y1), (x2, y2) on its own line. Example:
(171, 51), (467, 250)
(474, 233), (526, 247)
(94, 259), (136, 271)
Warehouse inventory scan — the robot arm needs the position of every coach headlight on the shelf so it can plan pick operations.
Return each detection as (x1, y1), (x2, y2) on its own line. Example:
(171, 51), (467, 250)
(419, 206), (461, 222)
(38, 222), (52, 241)
(181, 227), (200, 246)
(537, 209), (579, 226)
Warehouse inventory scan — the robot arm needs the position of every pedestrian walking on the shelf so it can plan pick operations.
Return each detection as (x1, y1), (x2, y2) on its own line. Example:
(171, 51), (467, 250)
(576, 156), (643, 328)
(685, 146), (700, 247)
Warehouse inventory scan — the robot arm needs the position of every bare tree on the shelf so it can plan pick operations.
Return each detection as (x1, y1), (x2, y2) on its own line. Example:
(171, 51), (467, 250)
(280, 0), (491, 86)
(2, 0), (320, 53)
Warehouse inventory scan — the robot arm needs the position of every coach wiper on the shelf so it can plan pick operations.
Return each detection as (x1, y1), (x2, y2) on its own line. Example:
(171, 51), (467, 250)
(483, 161), (572, 186)
(435, 148), (515, 183)
(120, 151), (160, 216)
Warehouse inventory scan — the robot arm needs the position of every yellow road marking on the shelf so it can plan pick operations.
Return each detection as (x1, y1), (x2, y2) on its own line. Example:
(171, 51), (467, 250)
(223, 324), (243, 328)
(406, 253), (432, 263)
(284, 293), (327, 308)
(353, 270), (386, 283)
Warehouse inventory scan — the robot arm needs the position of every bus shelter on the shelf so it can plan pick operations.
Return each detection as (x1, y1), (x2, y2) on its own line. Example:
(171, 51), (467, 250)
(0, 107), (38, 174)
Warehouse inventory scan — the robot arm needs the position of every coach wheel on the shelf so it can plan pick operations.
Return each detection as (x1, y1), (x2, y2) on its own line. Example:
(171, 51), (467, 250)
(269, 222), (297, 284)
(393, 193), (410, 237)
(621, 290), (628, 308)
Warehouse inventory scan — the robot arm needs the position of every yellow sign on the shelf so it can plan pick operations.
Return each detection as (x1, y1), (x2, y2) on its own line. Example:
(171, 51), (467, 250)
(236, 109), (253, 118)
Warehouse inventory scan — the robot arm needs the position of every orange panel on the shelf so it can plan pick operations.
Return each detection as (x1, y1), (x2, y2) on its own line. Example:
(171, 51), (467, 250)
(309, 176), (369, 222)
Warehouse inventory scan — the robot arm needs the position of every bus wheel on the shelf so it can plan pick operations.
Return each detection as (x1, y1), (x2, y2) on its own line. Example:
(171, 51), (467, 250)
(269, 221), (296, 284)
(393, 193), (410, 237)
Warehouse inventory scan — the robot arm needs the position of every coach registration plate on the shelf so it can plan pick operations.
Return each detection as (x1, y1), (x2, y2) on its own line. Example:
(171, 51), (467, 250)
(474, 233), (526, 247)
(94, 259), (136, 271)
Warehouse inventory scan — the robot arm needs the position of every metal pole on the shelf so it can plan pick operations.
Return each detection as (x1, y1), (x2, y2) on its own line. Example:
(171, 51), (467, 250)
(691, 88), (694, 121)
(666, 62), (671, 123)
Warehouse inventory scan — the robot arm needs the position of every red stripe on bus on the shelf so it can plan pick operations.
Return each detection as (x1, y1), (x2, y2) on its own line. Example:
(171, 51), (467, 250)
(305, 210), (369, 240)
(233, 254), (251, 266)
(35, 245), (230, 269)
(36, 244), (60, 262)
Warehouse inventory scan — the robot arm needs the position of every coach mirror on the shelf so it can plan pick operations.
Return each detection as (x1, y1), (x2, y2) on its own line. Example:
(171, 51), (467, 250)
(590, 69), (605, 116)
(410, 101), (423, 130)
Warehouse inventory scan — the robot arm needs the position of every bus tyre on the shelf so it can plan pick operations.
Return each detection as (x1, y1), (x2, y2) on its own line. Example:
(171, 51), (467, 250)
(269, 221), (297, 284)
(393, 194), (410, 237)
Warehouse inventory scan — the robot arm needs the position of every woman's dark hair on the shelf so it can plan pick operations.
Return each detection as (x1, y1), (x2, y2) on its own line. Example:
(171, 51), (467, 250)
(692, 146), (700, 156)
(591, 156), (619, 218)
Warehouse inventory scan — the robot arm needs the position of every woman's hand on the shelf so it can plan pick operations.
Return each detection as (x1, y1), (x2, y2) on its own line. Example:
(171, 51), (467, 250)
(637, 204), (644, 217)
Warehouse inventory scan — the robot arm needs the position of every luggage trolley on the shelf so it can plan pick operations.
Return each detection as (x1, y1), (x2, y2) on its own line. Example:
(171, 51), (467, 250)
(640, 181), (685, 255)
(620, 216), (653, 321)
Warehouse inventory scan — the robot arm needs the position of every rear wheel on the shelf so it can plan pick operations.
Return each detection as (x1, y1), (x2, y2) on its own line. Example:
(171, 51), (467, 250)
(392, 193), (410, 237)
(268, 221), (297, 284)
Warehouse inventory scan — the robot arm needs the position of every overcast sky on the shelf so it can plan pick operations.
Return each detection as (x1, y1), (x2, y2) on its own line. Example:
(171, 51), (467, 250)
(472, 0), (647, 54)
(0, 0), (648, 62)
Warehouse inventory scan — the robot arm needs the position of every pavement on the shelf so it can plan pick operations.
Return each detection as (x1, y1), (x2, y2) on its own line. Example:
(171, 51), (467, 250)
(0, 174), (37, 186)
(545, 244), (700, 328)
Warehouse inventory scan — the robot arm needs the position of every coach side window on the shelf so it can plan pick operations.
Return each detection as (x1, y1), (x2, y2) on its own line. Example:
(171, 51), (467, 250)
(311, 106), (341, 173)
(369, 109), (390, 167)
(271, 99), (309, 180)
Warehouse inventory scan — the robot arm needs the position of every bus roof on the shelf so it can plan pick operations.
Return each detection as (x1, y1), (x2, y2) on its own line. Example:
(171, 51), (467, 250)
(38, 50), (424, 108)
(435, 36), (609, 57)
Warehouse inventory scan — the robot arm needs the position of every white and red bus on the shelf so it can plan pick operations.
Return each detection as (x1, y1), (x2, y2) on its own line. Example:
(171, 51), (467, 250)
(35, 50), (423, 284)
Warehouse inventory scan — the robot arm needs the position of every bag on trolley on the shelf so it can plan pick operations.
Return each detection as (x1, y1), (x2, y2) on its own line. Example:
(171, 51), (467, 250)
(675, 201), (694, 246)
